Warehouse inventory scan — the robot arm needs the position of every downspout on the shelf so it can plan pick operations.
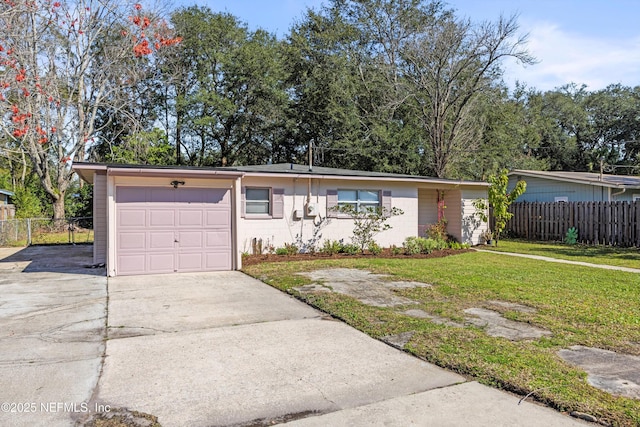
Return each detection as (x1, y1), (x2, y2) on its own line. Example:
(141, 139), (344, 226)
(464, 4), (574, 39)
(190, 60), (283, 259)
(611, 187), (626, 200)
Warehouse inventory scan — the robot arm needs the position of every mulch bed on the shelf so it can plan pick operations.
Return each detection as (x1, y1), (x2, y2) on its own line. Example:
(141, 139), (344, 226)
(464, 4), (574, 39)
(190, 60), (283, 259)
(242, 248), (474, 266)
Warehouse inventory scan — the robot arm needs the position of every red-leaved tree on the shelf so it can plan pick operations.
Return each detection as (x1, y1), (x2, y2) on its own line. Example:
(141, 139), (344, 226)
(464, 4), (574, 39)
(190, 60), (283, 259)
(0, 0), (180, 219)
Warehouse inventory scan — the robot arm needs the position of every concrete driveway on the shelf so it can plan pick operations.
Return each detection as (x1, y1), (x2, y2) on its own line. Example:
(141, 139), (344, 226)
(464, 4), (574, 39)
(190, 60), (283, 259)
(0, 246), (588, 426)
(0, 245), (106, 427)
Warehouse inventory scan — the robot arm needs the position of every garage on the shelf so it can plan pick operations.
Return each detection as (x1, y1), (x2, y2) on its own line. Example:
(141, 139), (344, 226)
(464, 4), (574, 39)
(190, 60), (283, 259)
(115, 186), (232, 276)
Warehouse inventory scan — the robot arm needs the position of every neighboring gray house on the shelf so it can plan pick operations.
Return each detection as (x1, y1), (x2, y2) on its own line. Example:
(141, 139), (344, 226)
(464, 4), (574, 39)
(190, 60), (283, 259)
(508, 170), (640, 203)
(0, 189), (12, 205)
(0, 189), (15, 220)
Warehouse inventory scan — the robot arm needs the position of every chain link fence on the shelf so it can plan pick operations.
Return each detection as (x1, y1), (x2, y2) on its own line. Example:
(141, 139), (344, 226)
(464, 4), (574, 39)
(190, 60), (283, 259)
(0, 217), (93, 246)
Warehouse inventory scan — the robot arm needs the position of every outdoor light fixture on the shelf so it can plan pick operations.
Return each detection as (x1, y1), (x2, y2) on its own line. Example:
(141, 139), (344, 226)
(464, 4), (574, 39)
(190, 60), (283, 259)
(170, 180), (185, 188)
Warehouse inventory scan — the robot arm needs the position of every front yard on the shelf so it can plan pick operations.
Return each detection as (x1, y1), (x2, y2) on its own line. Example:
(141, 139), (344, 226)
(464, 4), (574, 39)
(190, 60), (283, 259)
(243, 247), (640, 426)
(488, 239), (640, 269)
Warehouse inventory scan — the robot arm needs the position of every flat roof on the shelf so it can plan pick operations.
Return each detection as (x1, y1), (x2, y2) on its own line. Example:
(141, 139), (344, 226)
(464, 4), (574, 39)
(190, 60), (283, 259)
(509, 169), (640, 189)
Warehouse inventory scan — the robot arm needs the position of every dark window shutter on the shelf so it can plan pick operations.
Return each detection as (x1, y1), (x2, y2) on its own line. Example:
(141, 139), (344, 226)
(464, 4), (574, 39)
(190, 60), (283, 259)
(382, 190), (392, 217)
(326, 189), (338, 218)
(240, 186), (246, 218)
(272, 188), (284, 219)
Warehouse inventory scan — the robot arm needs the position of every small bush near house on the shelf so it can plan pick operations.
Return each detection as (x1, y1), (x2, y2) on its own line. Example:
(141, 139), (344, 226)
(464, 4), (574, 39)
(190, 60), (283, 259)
(425, 218), (448, 240)
(276, 243), (299, 256)
(335, 204), (403, 253)
(367, 241), (382, 255)
(321, 239), (343, 255)
(339, 243), (360, 255)
(403, 236), (448, 255)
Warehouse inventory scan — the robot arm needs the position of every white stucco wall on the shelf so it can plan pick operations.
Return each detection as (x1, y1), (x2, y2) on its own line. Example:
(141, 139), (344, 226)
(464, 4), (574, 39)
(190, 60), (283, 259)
(238, 176), (419, 252)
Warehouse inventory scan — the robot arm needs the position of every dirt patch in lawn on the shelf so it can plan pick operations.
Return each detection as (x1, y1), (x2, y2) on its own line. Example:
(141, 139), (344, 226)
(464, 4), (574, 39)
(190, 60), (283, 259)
(558, 346), (640, 400)
(241, 248), (473, 266)
(296, 267), (552, 343)
(296, 268), (432, 307)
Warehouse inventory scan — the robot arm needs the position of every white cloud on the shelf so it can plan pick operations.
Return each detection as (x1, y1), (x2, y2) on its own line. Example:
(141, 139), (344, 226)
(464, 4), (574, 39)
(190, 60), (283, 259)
(502, 21), (640, 91)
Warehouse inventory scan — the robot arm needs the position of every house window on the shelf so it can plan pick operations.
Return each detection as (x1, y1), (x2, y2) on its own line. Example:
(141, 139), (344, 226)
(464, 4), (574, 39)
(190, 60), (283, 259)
(633, 194), (640, 202)
(245, 188), (270, 215)
(338, 189), (380, 212)
(554, 196), (569, 203)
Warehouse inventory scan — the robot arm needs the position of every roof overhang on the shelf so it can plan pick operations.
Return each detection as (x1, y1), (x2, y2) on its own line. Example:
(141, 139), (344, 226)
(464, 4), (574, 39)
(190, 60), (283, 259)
(508, 170), (640, 190)
(239, 171), (489, 188)
(72, 163), (245, 183)
(72, 162), (488, 189)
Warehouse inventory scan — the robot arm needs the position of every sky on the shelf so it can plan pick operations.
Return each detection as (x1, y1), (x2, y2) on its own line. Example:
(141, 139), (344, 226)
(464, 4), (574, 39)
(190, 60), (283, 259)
(174, 0), (640, 92)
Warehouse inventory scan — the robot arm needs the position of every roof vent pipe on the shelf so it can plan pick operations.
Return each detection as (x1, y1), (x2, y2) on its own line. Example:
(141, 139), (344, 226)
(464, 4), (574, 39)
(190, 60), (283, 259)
(308, 140), (313, 172)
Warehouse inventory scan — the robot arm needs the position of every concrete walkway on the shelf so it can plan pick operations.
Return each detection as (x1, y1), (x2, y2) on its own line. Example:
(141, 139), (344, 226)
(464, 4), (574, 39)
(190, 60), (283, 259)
(0, 246), (590, 426)
(476, 249), (640, 273)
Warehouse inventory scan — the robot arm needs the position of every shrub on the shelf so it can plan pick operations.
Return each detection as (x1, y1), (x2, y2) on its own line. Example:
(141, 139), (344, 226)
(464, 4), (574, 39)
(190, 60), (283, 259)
(565, 227), (578, 245)
(275, 243), (298, 256)
(321, 239), (342, 255)
(403, 236), (422, 255)
(335, 204), (403, 252)
(283, 243), (299, 255)
(367, 241), (382, 255)
(403, 236), (449, 254)
(340, 243), (360, 255)
(390, 245), (403, 255)
(426, 218), (448, 241)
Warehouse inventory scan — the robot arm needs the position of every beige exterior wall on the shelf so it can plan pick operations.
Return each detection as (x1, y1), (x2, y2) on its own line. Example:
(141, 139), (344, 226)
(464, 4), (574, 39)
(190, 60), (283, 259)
(417, 188), (438, 237)
(238, 176), (419, 252)
(461, 188), (488, 245)
(443, 189), (462, 242)
(93, 173), (107, 264)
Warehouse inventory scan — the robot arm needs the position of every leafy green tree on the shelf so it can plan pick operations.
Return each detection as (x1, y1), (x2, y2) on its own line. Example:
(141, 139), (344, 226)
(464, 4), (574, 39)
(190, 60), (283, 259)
(473, 169), (526, 246)
(12, 186), (44, 219)
(161, 7), (289, 167)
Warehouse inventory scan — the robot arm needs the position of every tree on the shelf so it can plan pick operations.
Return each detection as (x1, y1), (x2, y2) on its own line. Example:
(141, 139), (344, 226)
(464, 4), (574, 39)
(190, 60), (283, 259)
(473, 169), (526, 246)
(403, 13), (535, 178)
(157, 7), (289, 167)
(0, 0), (179, 219)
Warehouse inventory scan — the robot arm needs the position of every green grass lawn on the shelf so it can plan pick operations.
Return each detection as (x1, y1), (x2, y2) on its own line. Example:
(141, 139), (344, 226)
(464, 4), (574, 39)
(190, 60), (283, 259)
(243, 251), (640, 426)
(5, 230), (94, 246)
(487, 239), (640, 269)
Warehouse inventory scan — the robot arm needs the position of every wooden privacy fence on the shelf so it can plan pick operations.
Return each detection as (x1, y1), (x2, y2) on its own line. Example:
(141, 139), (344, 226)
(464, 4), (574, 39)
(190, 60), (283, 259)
(505, 201), (640, 247)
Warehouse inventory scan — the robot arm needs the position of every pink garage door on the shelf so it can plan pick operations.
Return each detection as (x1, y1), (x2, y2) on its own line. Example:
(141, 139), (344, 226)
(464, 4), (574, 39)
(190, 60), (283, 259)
(116, 186), (232, 275)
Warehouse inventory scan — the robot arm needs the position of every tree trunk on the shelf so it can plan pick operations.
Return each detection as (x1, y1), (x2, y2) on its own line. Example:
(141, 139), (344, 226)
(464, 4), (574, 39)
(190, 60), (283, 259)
(52, 195), (65, 221)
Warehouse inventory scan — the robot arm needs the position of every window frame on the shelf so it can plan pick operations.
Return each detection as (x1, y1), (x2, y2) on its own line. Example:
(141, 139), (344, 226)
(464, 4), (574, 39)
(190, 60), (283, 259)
(337, 189), (381, 214)
(245, 187), (271, 217)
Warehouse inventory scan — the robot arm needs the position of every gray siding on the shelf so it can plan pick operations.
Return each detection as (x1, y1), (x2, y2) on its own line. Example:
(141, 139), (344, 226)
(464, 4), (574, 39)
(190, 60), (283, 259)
(93, 173), (107, 264)
(508, 175), (610, 202)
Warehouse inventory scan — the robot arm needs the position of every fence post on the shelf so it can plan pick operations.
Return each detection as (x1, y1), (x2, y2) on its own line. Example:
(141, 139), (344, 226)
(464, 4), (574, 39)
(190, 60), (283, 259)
(27, 218), (31, 245)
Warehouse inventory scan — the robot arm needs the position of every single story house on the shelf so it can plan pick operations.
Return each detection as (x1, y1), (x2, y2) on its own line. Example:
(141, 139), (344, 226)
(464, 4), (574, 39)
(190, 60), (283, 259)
(0, 189), (15, 220)
(0, 189), (12, 205)
(508, 170), (640, 203)
(73, 162), (489, 277)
